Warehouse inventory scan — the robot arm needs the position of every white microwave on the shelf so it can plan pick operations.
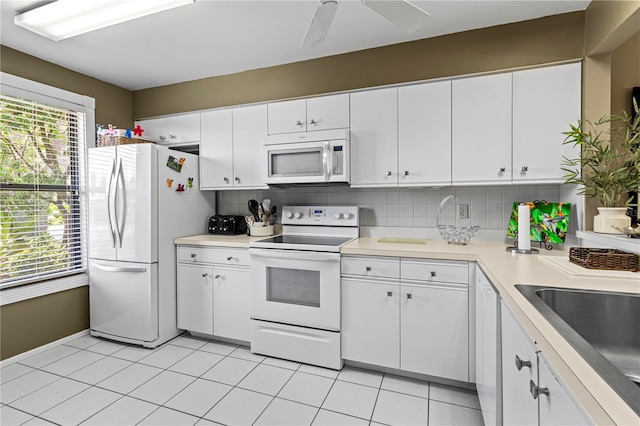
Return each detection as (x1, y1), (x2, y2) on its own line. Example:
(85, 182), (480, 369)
(263, 129), (350, 185)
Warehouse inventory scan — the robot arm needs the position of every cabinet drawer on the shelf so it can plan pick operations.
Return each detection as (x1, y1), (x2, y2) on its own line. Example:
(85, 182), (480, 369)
(401, 259), (468, 284)
(341, 256), (400, 278)
(177, 246), (249, 266)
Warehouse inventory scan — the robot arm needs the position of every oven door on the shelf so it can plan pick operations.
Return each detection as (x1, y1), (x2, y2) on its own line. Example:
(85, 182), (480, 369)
(249, 248), (340, 331)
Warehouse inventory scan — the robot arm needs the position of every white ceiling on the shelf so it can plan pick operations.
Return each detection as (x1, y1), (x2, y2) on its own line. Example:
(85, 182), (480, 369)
(1, 0), (590, 91)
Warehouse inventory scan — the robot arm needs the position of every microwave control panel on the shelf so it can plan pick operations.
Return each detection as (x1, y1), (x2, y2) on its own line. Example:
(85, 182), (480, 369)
(332, 145), (344, 176)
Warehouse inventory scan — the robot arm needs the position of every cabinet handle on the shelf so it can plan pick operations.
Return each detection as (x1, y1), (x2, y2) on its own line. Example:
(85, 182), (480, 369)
(386, 171), (392, 176)
(159, 135), (166, 141)
(227, 256), (233, 261)
(406, 293), (413, 299)
(529, 380), (549, 399)
(169, 134), (177, 139)
(296, 120), (303, 127)
(202, 273), (208, 277)
(365, 266), (372, 272)
(515, 355), (532, 370)
(521, 166), (528, 172)
(224, 177), (229, 183)
(499, 167), (506, 173)
(235, 177), (240, 183)
(387, 291), (393, 297)
(404, 170), (409, 176)
(430, 271), (436, 277)
(190, 253), (197, 259)
(214, 274), (221, 279)
(309, 119), (317, 125)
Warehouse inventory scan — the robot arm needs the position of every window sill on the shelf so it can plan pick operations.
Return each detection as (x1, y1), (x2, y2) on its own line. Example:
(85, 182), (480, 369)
(0, 273), (88, 306)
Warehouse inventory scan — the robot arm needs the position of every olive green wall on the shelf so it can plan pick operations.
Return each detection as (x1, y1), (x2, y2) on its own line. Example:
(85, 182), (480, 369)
(0, 46), (133, 129)
(0, 287), (89, 360)
(133, 12), (585, 119)
(611, 31), (640, 117)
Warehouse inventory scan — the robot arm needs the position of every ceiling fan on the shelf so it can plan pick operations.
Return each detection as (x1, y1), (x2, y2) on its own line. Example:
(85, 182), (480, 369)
(301, 0), (431, 48)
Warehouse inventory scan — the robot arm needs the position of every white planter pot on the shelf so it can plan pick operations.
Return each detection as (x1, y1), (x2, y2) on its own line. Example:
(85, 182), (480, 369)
(593, 207), (631, 234)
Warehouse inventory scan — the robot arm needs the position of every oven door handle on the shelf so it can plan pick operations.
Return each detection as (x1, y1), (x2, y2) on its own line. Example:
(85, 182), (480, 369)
(249, 248), (339, 262)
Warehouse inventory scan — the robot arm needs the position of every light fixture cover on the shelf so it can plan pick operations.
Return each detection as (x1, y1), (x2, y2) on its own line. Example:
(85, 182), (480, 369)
(14, 0), (195, 41)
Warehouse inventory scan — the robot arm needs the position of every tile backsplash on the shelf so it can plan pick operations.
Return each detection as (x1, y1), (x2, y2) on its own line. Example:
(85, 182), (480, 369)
(217, 184), (580, 234)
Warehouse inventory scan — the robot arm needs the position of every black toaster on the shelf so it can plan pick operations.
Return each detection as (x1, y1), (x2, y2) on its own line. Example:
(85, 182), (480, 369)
(208, 215), (247, 235)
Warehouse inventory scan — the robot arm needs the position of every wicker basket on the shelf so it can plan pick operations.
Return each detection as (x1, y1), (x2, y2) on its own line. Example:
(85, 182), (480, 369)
(569, 247), (638, 272)
(97, 134), (153, 147)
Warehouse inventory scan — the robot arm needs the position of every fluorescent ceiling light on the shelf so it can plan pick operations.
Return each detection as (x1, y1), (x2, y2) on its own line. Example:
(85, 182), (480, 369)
(14, 0), (195, 41)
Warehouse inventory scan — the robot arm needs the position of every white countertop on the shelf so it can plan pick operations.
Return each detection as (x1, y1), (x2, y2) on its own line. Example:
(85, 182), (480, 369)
(175, 234), (640, 425)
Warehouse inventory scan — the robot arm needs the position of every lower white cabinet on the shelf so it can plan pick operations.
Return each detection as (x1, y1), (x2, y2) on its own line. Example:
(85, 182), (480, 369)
(176, 246), (251, 341)
(177, 263), (214, 335)
(341, 256), (469, 382)
(501, 301), (591, 426)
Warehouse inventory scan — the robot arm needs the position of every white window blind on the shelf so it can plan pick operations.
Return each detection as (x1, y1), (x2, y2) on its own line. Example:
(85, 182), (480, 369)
(0, 93), (87, 289)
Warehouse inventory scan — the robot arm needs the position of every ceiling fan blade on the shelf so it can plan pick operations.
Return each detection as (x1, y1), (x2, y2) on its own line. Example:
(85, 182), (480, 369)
(301, 0), (339, 48)
(361, 0), (430, 33)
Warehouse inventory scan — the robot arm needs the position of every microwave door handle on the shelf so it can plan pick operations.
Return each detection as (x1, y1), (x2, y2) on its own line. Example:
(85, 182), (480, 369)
(323, 142), (330, 181)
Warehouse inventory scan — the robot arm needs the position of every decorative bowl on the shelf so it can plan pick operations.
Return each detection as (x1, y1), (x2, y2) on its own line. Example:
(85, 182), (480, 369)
(435, 194), (480, 245)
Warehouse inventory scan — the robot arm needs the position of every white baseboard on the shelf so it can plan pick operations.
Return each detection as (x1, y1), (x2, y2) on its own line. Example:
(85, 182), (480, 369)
(1, 329), (89, 368)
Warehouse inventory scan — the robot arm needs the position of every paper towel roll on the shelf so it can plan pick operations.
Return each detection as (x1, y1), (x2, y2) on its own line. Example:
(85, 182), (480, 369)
(518, 203), (531, 250)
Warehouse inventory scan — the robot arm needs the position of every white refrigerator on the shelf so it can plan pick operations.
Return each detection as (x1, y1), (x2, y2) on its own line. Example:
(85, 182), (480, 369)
(88, 144), (214, 348)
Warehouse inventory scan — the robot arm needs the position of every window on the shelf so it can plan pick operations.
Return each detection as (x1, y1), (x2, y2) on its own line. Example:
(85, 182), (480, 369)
(1, 73), (94, 298)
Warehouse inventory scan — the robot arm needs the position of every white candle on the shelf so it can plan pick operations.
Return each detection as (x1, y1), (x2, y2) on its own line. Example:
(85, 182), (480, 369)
(518, 203), (531, 251)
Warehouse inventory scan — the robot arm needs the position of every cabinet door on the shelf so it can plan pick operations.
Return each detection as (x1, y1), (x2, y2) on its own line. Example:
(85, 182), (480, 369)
(452, 73), (512, 185)
(398, 81), (452, 186)
(501, 301), (538, 426)
(350, 88), (398, 187)
(341, 277), (400, 368)
(268, 99), (307, 134)
(177, 264), (213, 335)
(476, 266), (499, 426)
(306, 93), (350, 131)
(167, 113), (201, 144)
(136, 117), (168, 144)
(401, 282), (469, 381)
(233, 104), (268, 189)
(538, 353), (591, 426)
(213, 266), (251, 341)
(200, 109), (233, 189)
(513, 63), (581, 183)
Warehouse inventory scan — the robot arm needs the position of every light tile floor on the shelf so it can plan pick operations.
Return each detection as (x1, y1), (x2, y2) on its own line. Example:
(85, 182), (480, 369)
(1, 334), (484, 426)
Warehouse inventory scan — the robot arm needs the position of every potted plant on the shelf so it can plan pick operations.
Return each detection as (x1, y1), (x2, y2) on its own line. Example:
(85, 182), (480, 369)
(562, 100), (640, 234)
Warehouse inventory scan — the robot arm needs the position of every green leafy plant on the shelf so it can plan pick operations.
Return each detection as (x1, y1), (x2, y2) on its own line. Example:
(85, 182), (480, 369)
(562, 100), (640, 207)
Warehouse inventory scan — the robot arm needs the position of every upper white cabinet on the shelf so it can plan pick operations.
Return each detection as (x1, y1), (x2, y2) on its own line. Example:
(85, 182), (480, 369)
(267, 93), (349, 134)
(512, 63), (581, 183)
(398, 81), (452, 187)
(200, 109), (233, 189)
(350, 88), (398, 187)
(452, 73), (513, 185)
(200, 105), (268, 190)
(136, 113), (201, 145)
(232, 104), (268, 189)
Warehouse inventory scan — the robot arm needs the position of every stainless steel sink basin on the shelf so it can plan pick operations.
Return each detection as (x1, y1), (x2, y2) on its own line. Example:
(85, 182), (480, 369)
(516, 285), (640, 416)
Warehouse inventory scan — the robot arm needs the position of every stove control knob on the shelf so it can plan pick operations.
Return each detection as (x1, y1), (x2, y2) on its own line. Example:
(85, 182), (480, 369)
(286, 211), (293, 219)
(294, 212), (302, 219)
(334, 213), (342, 219)
(342, 213), (351, 220)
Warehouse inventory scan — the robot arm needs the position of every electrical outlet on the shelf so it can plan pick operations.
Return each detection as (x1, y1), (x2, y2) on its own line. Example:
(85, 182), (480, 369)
(458, 204), (469, 219)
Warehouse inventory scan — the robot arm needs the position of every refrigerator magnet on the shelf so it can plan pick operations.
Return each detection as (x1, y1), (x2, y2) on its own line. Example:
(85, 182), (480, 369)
(186, 177), (194, 194)
(167, 155), (185, 173)
(176, 183), (185, 192)
(166, 178), (173, 188)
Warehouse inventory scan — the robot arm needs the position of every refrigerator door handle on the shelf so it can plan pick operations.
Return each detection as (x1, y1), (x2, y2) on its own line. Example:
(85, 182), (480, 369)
(92, 262), (147, 273)
(106, 158), (117, 248)
(115, 158), (126, 248)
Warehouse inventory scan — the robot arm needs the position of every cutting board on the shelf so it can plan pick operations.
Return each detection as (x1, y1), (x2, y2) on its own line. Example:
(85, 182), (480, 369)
(538, 255), (639, 279)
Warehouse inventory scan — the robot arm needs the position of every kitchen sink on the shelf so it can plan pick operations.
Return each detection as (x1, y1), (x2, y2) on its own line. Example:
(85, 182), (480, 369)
(515, 285), (640, 416)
